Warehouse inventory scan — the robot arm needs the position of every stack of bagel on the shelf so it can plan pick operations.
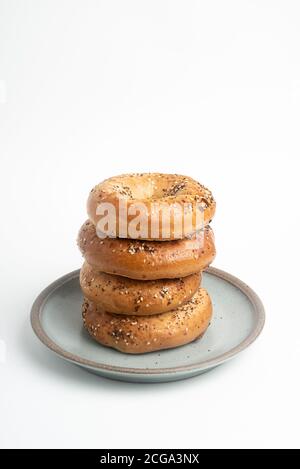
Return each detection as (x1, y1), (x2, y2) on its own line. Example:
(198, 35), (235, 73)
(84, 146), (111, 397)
(78, 173), (216, 354)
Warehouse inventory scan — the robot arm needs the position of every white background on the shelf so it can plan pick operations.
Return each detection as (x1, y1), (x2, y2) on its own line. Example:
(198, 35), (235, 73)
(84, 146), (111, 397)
(1, 0), (300, 449)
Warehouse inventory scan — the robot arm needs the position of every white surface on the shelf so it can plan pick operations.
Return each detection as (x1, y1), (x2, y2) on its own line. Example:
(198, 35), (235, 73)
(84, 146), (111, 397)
(0, 0), (299, 449)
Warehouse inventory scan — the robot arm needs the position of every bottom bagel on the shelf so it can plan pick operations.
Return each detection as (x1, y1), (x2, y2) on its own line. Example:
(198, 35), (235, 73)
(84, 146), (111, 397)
(82, 288), (212, 354)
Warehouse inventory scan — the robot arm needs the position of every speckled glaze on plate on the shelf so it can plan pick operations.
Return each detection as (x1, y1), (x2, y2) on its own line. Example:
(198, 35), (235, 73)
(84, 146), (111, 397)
(30, 267), (265, 383)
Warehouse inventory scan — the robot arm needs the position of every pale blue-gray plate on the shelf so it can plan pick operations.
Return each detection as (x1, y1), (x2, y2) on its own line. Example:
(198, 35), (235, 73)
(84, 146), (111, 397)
(30, 267), (265, 383)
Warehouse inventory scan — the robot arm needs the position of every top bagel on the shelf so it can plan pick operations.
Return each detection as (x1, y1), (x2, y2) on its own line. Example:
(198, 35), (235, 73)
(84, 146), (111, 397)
(87, 173), (216, 240)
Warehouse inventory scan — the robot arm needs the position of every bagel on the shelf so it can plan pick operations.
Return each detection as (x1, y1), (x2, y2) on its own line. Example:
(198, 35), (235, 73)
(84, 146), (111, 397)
(78, 220), (216, 280)
(82, 288), (213, 354)
(80, 262), (201, 315)
(87, 173), (216, 240)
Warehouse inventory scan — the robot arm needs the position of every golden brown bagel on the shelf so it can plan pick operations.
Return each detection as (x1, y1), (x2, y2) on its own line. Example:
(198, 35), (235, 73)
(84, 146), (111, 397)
(80, 262), (201, 315)
(87, 173), (216, 240)
(82, 288), (212, 354)
(78, 220), (216, 280)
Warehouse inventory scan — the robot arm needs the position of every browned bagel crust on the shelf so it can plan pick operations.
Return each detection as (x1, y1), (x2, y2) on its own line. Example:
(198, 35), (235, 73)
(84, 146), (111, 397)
(87, 173), (216, 240)
(80, 262), (201, 315)
(78, 220), (216, 280)
(82, 288), (212, 354)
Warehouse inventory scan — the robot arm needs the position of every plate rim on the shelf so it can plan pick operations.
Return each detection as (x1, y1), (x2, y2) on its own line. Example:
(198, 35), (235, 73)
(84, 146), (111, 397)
(30, 267), (265, 376)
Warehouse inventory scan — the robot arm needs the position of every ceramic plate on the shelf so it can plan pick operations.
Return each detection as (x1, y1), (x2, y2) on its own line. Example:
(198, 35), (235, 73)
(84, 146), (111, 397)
(30, 267), (265, 383)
